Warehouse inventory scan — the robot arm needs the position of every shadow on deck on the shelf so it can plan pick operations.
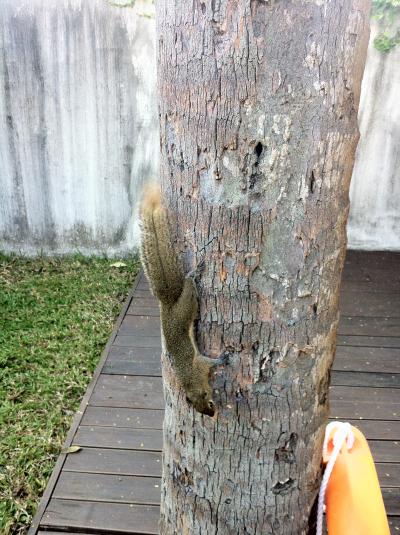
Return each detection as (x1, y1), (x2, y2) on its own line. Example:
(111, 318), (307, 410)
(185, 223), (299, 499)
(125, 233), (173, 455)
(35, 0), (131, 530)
(29, 251), (400, 534)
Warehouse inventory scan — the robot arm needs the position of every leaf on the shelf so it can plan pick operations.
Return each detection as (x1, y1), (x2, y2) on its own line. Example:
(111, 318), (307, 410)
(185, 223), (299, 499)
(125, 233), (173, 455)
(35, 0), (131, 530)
(110, 261), (127, 268)
(62, 445), (82, 454)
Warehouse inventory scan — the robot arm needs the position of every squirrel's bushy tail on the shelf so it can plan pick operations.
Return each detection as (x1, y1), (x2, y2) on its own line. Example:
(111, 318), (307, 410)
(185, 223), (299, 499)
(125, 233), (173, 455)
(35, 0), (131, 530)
(139, 183), (184, 305)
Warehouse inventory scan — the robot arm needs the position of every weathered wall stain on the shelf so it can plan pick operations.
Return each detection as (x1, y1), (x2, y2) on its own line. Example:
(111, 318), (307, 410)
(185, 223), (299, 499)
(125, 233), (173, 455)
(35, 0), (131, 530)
(0, 0), (158, 255)
(0, 4), (397, 254)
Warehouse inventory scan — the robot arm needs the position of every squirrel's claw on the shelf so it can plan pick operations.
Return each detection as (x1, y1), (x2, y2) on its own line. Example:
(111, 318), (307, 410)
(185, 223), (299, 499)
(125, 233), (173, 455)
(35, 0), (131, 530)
(217, 350), (232, 366)
(200, 350), (231, 367)
(187, 258), (205, 282)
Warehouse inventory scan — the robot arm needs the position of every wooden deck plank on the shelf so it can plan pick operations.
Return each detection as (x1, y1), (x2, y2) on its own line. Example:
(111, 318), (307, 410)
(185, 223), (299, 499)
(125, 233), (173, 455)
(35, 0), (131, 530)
(103, 360), (161, 376)
(337, 335), (400, 349)
(137, 278), (151, 289)
(331, 400), (399, 421)
(135, 292), (157, 304)
(340, 293), (400, 318)
(383, 488), (400, 516)
(376, 464), (400, 488)
(127, 305), (161, 317)
(338, 316), (400, 337)
(89, 375), (164, 409)
(81, 407), (164, 429)
(341, 268), (400, 288)
(119, 315), (160, 327)
(41, 499), (159, 534)
(388, 516), (400, 535)
(343, 267), (400, 294)
(330, 385), (400, 404)
(340, 279), (400, 294)
(342, 260), (400, 277)
(333, 346), (400, 374)
(63, 448), (162, 477)
(330, 385), (400, 421)
(344, 250), (400, 269)
(129, 297), (158, 307)
(118, 316), (160, 336)
(113, 335), (162, 348)
(331, 371), (400, 388)
(108, 346), (161, 361)
(103, 345), (161, 375)
(341, 253), (400, 295)
(53, 472), (161, 505)
(73, 426), (163, 451)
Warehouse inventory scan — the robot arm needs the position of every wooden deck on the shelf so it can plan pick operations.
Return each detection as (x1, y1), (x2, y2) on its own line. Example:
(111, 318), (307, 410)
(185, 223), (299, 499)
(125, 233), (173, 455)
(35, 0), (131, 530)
(29, 251), (400, 534)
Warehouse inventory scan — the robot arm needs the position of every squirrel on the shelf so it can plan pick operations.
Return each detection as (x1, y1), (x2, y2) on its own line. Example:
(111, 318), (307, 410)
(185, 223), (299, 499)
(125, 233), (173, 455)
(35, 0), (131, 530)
(139, 184), (228, 416)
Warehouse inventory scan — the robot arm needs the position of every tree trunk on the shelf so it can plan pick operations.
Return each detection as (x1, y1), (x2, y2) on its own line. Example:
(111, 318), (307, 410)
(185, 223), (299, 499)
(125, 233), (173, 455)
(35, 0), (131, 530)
(156, 1), (370, 533)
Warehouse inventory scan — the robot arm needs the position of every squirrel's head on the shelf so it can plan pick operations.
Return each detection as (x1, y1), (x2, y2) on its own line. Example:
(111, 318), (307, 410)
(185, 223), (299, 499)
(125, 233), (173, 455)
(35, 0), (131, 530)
(185, 359), (216, 416)
(186, 388), (215, 416)
(186, 382), (215, 417)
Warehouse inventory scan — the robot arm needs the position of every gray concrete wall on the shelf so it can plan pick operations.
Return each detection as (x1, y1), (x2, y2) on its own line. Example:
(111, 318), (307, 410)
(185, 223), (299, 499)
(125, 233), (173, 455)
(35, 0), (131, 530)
(347, 22), (400, 250)
(0, 0), (158, 256)
(0, 5), (398, 255)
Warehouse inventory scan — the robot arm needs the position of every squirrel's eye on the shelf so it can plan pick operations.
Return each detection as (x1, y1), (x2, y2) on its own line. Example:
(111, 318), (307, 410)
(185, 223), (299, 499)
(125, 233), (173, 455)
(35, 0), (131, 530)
(203, 392), (208, 399)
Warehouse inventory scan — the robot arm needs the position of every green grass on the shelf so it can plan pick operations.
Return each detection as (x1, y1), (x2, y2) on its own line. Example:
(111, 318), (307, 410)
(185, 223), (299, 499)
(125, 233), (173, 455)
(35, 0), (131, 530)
(0, 254), (140, 534)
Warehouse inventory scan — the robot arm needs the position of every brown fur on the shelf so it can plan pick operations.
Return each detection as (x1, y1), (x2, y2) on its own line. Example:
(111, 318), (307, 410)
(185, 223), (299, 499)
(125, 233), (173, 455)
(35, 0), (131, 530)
(139, 184), (218, 416)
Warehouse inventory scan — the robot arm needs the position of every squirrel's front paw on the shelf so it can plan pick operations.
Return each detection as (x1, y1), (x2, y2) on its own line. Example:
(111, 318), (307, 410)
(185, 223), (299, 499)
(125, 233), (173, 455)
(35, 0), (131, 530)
(217, 350), (232, 366)
(188, 258), (205, 282)
(198, 350), (231, 367)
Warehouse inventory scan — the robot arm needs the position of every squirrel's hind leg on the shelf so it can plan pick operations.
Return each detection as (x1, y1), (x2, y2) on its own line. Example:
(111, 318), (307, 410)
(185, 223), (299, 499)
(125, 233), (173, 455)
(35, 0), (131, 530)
(172, 276), (199, 331)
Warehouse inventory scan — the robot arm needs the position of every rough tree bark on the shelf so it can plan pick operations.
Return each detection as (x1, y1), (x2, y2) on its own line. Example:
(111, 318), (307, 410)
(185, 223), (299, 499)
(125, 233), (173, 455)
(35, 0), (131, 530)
(156, 1), (370, 533)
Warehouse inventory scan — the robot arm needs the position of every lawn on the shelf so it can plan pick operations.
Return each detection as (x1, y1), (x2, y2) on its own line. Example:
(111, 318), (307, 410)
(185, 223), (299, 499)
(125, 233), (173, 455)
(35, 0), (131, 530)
(0, 254), (140, 534)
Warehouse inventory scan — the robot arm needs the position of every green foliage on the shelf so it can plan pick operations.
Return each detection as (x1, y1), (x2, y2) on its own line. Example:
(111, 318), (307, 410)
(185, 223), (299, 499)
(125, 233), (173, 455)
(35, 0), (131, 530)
(106, 0), (154, 17)
(108, 0), (136, 7)
(107, 0), (154, 7)
(0, 254), (139, 534)
(372, 0), (400, 52)
(373, 29), (400, 52)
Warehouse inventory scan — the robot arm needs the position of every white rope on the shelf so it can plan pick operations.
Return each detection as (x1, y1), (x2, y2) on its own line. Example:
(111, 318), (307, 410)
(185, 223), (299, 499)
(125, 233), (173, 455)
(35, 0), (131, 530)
(316, 421), (355, 535)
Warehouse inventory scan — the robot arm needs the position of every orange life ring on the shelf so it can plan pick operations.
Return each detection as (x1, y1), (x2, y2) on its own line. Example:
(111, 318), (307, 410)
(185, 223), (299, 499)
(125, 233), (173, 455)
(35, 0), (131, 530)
(322, 424), (390, 535)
